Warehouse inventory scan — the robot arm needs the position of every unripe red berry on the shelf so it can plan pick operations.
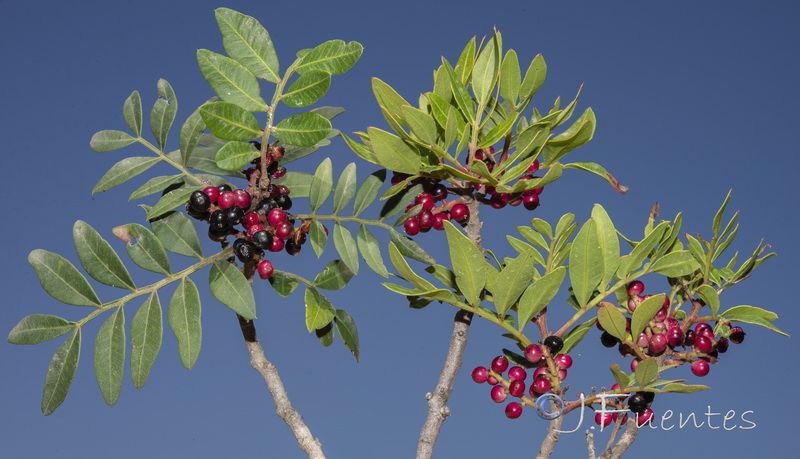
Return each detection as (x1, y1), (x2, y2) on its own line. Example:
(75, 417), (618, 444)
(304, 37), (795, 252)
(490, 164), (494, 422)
(554, 354), (573, 370)
(243, 212), (261, 228)
(404, 216), (420, 236)
(649, 334), (667, 354)
(637, 332), (649, 348)
(267, 208), (287, 227)
(532, 377), (551, 394)
(508, 380), (526, 397)
(233, 189), (251, 209)
(489, 193), (507, 209)
(533, 367), (549, 379)
(491, 356), (509, 374)
(695, 335), (713, 353)
(627, 281), (645, 297)
(508, 366), (527, 381)
(695, 323), (712, 334)
(595, 412), (615, 427)
(432, 212), (450, 230)
(691, 359), (710, 377)
(218, 191), (236, 209)
(203, 186), (220, 203)
(257, 260), (274, 279)
(666, 327), (684, 347)
(630, 359), (639, 372)
(654, 307), (668, 322)
(524, 344), (543, 363)
(275, 222), (294, 240)
(665, 317), (679, 330)
(471, 366), (489, 384)
(417, 210), (434, 229)
(490, 385), (508, 403)
(558, 369), (568, 380)
(636, 408), (654, 426)
(505, 402), (523, 419)
(450, 203), (470, 222)
(527, 159), (540, 173)
(415, 193), (435, 210)
(522, 194), (540, 210)
(487, 375), (499, 386)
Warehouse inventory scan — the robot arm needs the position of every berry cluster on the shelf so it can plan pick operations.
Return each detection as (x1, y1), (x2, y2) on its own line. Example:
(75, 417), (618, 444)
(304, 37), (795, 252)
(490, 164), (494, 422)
(392, 174), (471, 236)
(471, 336), (571, 419)
(593, 387), (656, 427)
(184, 145), (316, 280)
(475, 148), (545, 211)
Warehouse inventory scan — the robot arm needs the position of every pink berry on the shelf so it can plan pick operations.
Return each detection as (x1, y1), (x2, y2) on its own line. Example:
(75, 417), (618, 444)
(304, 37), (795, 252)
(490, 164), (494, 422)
(630, 359), (639, 372)
(654, 307), (668, 322)
(404, 216), (420, 236)
(665, 317), (679, 329)
(533, 367), (549, 379)
(505, 402), (523, 419)
(508, 380), (526, 397)
(450, 203), (470, 222)
(666, 327), (684, 347)
(695, 335), (713, 353)
(522, 194), (540, 210)
(627, 281), (645, 297)
(487, 375), (499, 385)
(695, 323), (712, 334)
(554, 354), (573, 370)
(267, 208), (287, 227)
(558, 369), (568, 380)
(595, 412), (615, 427)
(233, 189), (251, 209)
(524, 344), (543, 363)
(637, 333), (649, 348)
(203, 186), (220, 203)
(532, 377), (551, 394)
(691, 359), (710, 377)
(490, 385), (507, 403)
(508, 366), (527, 381)
(636, 409), (654, 426)
(649, 334), (667, 354)
(471, 366), (489, 383)
(269, 238), (284, 252)
(257, 260), (274, 280)
(491, 356), (509, 374)
(243, 212), (261, 228)
(527, 159), (540, 173)
(218, 191), (235, 209)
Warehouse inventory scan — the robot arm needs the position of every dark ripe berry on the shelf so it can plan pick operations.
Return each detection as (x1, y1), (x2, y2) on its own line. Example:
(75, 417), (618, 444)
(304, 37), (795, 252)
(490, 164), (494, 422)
(275, 194), (292, 210)
(471, 366), (489, 384)
(404, 216), (420, 236)
(186, 206), (209, 221)
(271, 166), (287, 179)
(691, 359), (710, 377)
(637, 391), (655, 405)
(218, 191), (236, 209)
(508, 366), (527, 381)
(415, 193), (435, 210)
(203, 186), (220, 203)
(233, 189), (252, 209)
(601, 331), (618, 348)
(432, 212), (450, 230)
(522, 194), (540, 210)
(285, 239), (301, 256)
(257, 260), (274, 280)
(490, 356), (509, 374)
(716, 337), (729, 353)
(391, 172), (410, 186)
(247, 224), (265, 240)
(450, 203), (470, 222)
(277, 185), (290, 195)
(554, 354), (573, 370)
(208, 227), (228, 241)
(225, 206), (244, 226)
(543, 336), (563, 354)
(627, 393), (648, 414)
(729, 326), (746, 344)
(636, 409), (654, 427)
(666, 327), (684, 347)
(251, 230), (273, 250)
(417, 210), (434, 229)
(489, 193), (506, 209)
(234, 240), (256, 262)
(255, 198), (278, 215)
(527, 159), (540, 173)
(532, 377), (551, 394)
(267, 208), (287, 227)
(684, 330), (696, 346)
(491, 385), (508, 403)
(524, 344), (543, 363)
(695, 335), (713, 353)
(189, 190), (211, 212)
(430, 183), (447, 201)
(649, 334), (667, 354)
(627, 280), (645, 297)
(595, 412), (615, 427)
(275, 222), (294, 240)
(210, 210), (230, 232)
(269, 238), (284, 252)
(217, 184), (233, 194)
(243, 212), (261, 229)
(508, 380), (526, 398)
(505, 402), (523, 419)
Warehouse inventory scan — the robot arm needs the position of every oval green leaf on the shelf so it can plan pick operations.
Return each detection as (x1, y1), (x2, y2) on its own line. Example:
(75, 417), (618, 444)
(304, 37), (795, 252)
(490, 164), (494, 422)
(92, 156), (161, 194)
(215, 140), (259, 171)
(150, 79), (178, 150)
(42, 330), (81, 415)
(150, 211), (203, 259)
(90, 130), (137, 152)
(74, 220), (135, 290)
(209, 261), (257, 319)
(130, 292), (163, 389)
(333, 222), (359, 275)
(28, 249), (100, 307)
(168, 278), (202, 369)
(94, 307), (126, 406)
(274, 112), (331, 147)
(282, 70), (331, 108)
(215, 7), (280, 82)
(7, 315), (75, 345)
(199, 101), (262, 141)
(197, 49), (266, 112)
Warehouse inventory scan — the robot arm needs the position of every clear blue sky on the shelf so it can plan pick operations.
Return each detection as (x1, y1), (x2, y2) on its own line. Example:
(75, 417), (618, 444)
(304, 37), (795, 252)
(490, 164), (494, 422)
(2, 1), (798, 457)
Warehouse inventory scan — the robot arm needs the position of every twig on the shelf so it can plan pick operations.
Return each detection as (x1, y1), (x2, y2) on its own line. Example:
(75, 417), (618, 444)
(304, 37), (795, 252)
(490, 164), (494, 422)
(599, 420), (638, 459)
(536, 416), (565, 458)
(586, 429), (597, 459)
(238, 315), (326, 459)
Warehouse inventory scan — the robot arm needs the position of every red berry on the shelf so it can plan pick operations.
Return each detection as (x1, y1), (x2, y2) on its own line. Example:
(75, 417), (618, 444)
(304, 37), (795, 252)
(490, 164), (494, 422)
(489, 193), (507, 209)
(247, 224), (265, 240)
(508, 366), (527, 381)
(522, 194), (540, 210)
(684, 330), (697, 346)
(695, 335), (713, 353)
(432, 212), (450, 230)
(554, 354), (573, 370)
(649, 334), (667, 354)
(729, 326), (746, 344)
(203, 186), (220, 203)
(417, 210), (434, 229)
(627, 281), (645, 297)
(532, 377), (551, 394)
(415, 193), (435, 210)
(558, 369), (568, 380)
(595, 412), (615, 427)
(665, 317), (679, 329)
(533, 367), (549, 379)
(233, 189), (251, 209)
(508, 380), (526, 397)
(636, 408), (654, 426)
(218, 191), (236, 209)
(269, 237), (284, 253)
(450, 203), (470, 222)
(654, 307), (668, 322)
(404, 216), (420, 236)
(275, 222), (294, 240)
(524, 344), (543, 363)
(471, 366), (489, 384)
(505, 402), (523, 419)
(666, 327), (684, 347)
(491, 356), (509, 374)
(527, 159), (540, 173)
(487, 375), (499, 386)
(637, 332), (649, 348)
(243, 212), (261, 228)
(695, 323), (712, 334)
(257, 260), (274, 280)
(267, 208), (287, 227)
(691, 359), (710, 377)
(630, 359), (639, 372)
(490, 385), (507, 403)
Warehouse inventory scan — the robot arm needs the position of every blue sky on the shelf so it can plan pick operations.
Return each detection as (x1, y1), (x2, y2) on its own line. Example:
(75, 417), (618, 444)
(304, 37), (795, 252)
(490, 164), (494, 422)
(2, 1), (798, 457)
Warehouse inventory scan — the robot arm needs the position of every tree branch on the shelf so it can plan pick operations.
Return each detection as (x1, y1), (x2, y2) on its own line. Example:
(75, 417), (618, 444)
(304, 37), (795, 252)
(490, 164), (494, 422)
(536, 415), (565, 458)
(238, 315), (326, 459)
(599, 420), (638, 459)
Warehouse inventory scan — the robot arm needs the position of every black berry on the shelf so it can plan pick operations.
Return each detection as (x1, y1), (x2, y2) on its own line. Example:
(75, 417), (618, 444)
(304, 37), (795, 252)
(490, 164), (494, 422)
(209, 210), (230, 232)
(627, 393), (648, 414)
(251, 230), (273, 250)
(255, 198), (278, 215)
(189, 190), (211, 212)
(275, 194), (292, 210)
(234, 239), (256, 262)
(217, 184), (233, 194)
(225, 206), (244, 226)
(543, 335), (563, 354)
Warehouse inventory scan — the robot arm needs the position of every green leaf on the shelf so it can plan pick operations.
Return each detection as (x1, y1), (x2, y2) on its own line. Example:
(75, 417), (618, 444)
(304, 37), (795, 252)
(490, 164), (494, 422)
(334, 309), (359, 361)
(372, 78), (411, 126)
(634, 358), (658, 387)
(478, 114), (517, 150)
(129, 174), (183, 201)
(316, 323), (334, 347)
(209, 261), (257, 319)
(150, 211), (203, 259)
(517, 267), (566, 329)
(471, 33), (499, 105)
(94, 307), (125, 406)
(357, 225), (390, 278)
(305, 288), (336, 332)
(630, 294), (666, 338)
(442, 58), (474, 120)
(130, 292), (163, 389)
(309, 220), (328, 257)
(591, 205), (620, 290)
(648, 251), (699, 277)
(609, 364), (630, 388)
(123, 91), (143, 136)
(455, 36), (476, 84)
(492, 250), (536, 315)
(196, 49), (266, 111)
(309, 157), (334, 212)
(199, 101), (262, 141)
(368, 127), (421, 175)
(561, 317), (596, 354)
(215, 7), (280, 82)
(697, 285), (720, 315)
(28, 249), (100, 307)
(73, 220), (135, 290)
(380, 183), (423, 221)
(718, 305), (786, 335)
(168, 278), (202, 369)
(500, 49), (521, 103)
(282, 70), (331, 108)
(543, 108), (596, 164)
(443, 221), (486, 306)
(274, 112), (331, 147)
(313, 260), (353, 290)
(272, 171), (313, 198)
(388, 228), (435, 265)
(41, 330), (81, 415)
(7, 315), (75, 345)
(144, 180), (193, 220)
(90, 130), (137, 152)
(179, 104), (207, 165)
(296, 39), (363, 75)
(520, 54), (547, 102)
(618, 223), (668, 278)
(92, 156), (161, 194)
(712, 190), (733, 237)
(387, 242), (436, 291)
(562, 162), (629, 194)
(569, 219), (602, 307)
(333, 222), (359, 275)
(597, 303), (627, 341)
(215, 140), (259, 171)
(402, 105), (437, 144)
(660, 383), (710, 394)
(332, 163), (357, 215)
(150, 79), (178, 150)
(114, 223), (171, 275)
(269, 271), (299, 297)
